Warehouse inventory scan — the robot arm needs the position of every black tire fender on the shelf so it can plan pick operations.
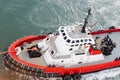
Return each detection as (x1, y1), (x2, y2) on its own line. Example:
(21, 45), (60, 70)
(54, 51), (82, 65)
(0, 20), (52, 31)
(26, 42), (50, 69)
(62, 75), (72, 80)
(73, 74), (81, 80)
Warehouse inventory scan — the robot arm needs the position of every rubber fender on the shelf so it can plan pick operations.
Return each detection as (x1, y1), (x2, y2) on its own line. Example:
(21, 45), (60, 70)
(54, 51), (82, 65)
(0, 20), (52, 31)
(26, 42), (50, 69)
(35, 72), (42, 77)
(52, 73), (60, 77)
(28, 66), (33, 71)
(41, 73), (47, 78)
(72, 74), (81, 80)
(32, 68), (38, 72)
(25, 70), (31, 75)
(62, 75), (72, 80)
(37, 68), (42, 73)
(30, 71), (37, 76)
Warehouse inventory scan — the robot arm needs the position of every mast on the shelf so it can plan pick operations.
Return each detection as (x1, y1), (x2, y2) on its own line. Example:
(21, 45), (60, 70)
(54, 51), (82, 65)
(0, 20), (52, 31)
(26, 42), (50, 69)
(81, 8), (91, 33)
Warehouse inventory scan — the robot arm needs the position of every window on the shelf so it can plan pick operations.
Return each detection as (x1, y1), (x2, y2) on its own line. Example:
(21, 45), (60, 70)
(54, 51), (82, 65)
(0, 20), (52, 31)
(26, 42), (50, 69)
(64, 36), (67, 40)
(61, 30), (64, 32)
(84, 43), (87, 45)
(46, 38), (49, 41)
(75, 44), (79, 46)
(62, 33), (66, 36)
(61, 27), (64, 29)
(88, 33), (90, 35)
(66, 39), (71, 43)
(81, 40), (83, 42)
(78, 62), (82, 64)
(88, 43), (91, 45)
(76, 40), (79, 43)
(75, 53), (85, 55)
(69, 48), (73, 51)
(71, 40), (75, 43)
(71, 45), (74, 47)
(89, 39), (92, 41)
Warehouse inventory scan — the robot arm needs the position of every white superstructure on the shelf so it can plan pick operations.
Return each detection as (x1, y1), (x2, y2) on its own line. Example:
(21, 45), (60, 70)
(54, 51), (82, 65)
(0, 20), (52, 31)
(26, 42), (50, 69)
(37, 25), (104, 67)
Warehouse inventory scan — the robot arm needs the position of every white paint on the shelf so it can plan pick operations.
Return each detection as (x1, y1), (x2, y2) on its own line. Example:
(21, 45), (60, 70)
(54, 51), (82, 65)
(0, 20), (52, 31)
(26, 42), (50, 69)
(15, 47), (22, 56)
(38, 25), (104, 67)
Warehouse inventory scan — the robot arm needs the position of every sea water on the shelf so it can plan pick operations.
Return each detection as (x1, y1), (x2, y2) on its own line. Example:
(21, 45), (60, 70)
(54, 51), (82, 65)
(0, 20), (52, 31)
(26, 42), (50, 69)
(0, 0), (120, 80)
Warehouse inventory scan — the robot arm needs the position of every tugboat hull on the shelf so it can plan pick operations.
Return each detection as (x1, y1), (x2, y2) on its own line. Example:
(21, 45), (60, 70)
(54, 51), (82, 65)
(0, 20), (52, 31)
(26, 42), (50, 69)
(4, 28), (120, 80)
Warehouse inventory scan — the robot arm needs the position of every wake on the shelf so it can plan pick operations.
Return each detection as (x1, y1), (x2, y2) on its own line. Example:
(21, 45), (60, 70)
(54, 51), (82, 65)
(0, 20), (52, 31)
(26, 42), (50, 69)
(82, 67), (120, 80)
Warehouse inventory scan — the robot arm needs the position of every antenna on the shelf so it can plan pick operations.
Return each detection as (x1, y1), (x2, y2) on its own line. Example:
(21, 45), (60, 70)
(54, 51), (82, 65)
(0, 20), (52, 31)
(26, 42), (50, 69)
(81, 8), (92, 33)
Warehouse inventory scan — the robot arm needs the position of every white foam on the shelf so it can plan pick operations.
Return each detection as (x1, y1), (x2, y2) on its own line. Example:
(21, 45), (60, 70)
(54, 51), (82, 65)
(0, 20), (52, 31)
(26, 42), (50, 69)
(82, 67), (120, 80)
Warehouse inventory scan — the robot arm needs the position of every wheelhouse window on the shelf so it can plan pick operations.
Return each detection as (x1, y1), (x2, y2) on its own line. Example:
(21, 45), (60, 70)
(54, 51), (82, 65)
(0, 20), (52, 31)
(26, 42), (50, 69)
(76, 40), (79, 43)
(64, 36), (67, 40)
(61, 30), (64, 32)
(80, 39), (83, 42)
(62, 33), (66, 36)
(66, 39), (71, 43)
(71, 40), (75, 43)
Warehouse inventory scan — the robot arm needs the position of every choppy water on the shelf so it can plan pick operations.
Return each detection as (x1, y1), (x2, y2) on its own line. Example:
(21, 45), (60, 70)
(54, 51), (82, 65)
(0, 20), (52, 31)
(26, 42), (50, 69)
(0, 0), (120, 80)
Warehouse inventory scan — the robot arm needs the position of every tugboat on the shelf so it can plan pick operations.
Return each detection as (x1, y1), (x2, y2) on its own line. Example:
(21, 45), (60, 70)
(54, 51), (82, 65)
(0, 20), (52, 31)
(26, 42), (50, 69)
(3, 8), (120, 80)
